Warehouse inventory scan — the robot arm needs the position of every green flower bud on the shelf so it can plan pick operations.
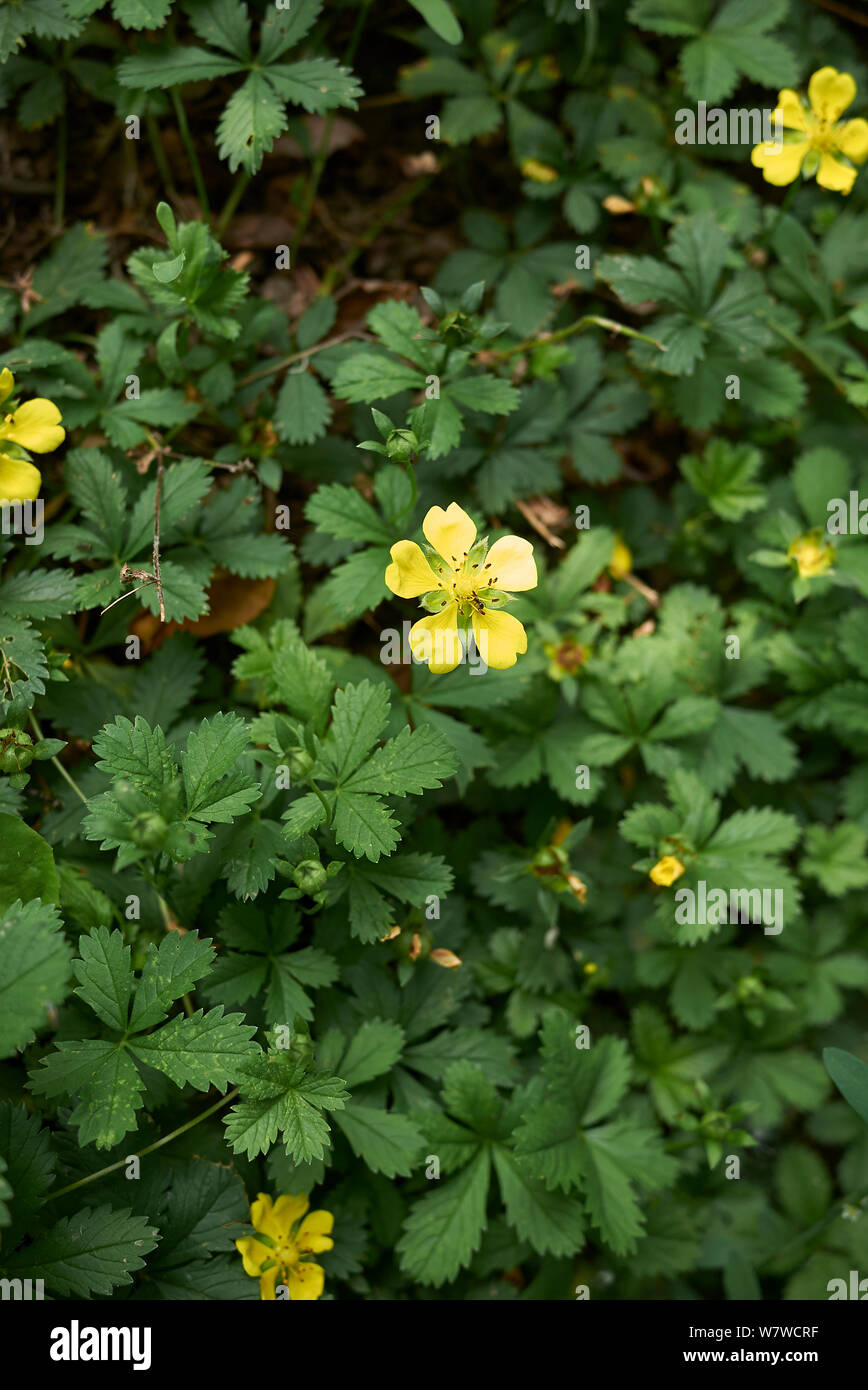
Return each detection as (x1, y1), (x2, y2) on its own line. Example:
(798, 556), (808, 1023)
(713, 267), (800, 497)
(293, 859), (328, 894)
(0, 729), (35, 774)
(386, 429), (418, 462)
(130, 810), (168, 850)
(288, 749), (314, 779)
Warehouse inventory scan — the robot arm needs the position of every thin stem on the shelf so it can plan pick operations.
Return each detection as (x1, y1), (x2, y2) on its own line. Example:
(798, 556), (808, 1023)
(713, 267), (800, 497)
(28, 711), (88, 806)
(318, 170), (440, 296)
(153, 456), (166, 623)
(145, 110), (178, 200)
(759, 1187), (868, 1270)
(489, 314), (666, 362)
(215, 169), (250, 240)
(309, 780), (333, 825)
(291, 0), (372, 256)
(237, 330), (365, 389)
(171, 89), (210, 216)
(767, 317), (868, 417)
(47, 1089), (240, 1202)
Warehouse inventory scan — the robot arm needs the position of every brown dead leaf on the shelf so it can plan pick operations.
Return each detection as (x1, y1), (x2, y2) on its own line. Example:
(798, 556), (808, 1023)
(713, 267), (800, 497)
(129, 572), (276, 652)
(514, 495), (570, 549)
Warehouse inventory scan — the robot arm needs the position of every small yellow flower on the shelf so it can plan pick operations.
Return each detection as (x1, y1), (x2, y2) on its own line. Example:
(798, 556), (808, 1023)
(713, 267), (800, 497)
(751, 66), (868, 194)
(608, 537), (633, 579)
(521, 158), (559, 183)
(235, 1192), (334, 1301)
(650, 855), (685, 887)
(787, 531), (835, 579)
(0, 367), (65, 503)
(385, 502), (537, 672)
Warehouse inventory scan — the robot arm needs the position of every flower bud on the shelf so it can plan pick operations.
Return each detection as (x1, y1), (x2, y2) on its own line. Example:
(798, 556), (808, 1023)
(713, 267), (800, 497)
(293, 859), (328, 894)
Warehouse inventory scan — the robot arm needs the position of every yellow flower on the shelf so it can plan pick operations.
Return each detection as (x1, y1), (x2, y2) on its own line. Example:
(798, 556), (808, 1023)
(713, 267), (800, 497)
(235, 1192), (334, 1301)
(787, 531), (835, 579)
(751, 67), (868, 194)
(649, 855), (685, 887)
(608, 537), (633, 579)
(0, 368), (65, 503)
(385, 502), (537, 673)
(521, 158), (559, 183)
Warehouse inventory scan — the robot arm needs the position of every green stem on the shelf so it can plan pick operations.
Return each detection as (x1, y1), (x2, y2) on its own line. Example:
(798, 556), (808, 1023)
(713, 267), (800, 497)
(171, 89), (210, 216)
(575, 3), (598, 82)
(291, 0), (372, 257)
(318, 170), (440, 296)
(28, 711), (87, 806)
(490, 314), (666, 362)
(758, 1187), (868, 1271)
(145, 109), (178, 200)
(759, 179), (798, 248)
(309, 780), (333, 825)
(47, 1088), (240, 1202)
(215, 169), (250, 240)
(766, 317), (868, 416)
(237, 330), (364, 389)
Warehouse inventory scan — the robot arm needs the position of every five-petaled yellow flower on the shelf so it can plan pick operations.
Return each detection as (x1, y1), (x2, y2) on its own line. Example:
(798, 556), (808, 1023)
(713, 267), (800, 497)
(751, 67), (868, 194)
(649, 855), (685, 887)
(0, 367), (65, 502)
(235, 1192), (334, 1301)
(385, 502), (537, 673)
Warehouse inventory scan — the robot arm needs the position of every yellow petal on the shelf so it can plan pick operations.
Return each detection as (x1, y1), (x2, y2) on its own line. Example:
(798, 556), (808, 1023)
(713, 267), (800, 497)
(259, 1266), (280, 1300)
(270, 1193), (309, 1234)
(751, 139), (808, 185)
(836, 118), (868, 165)
(287, 1261), (325, 1300)
(808, 66), (856, 123)
(3, 398), (65, 453)
(235, 1235), (273, 1278)
(472, 609), (527, 670)
(385, 539), (442, 598)
(409, 604), (463, 673)
(482, 535), (537, 592)
(249, 1192), (281, 1240)
(816, 152), (857, 194)
(0, 369), (14, 406)
(775, 90), (808, 132)
(0, 454), (41, 502)
(297, 1209), (335, 1254)
(422, 503), (476, 567)
(649, 856), (685, 887)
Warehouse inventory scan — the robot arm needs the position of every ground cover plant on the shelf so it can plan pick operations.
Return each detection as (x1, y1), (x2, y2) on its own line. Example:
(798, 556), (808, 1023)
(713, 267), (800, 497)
(1, 0), (868, 1304)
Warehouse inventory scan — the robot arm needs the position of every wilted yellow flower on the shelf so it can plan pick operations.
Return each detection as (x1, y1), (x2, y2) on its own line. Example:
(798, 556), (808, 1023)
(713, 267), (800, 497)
(609, 537), (633, 579)
(650, 855), (685, 887)
(521, 158), (559, 183)
(385, 502), (537, 672)
(235, 1192), (334, 1301)
(751, 67), (868, 194)
(0, 367), (65, 503)
(788, 531), (835, 579)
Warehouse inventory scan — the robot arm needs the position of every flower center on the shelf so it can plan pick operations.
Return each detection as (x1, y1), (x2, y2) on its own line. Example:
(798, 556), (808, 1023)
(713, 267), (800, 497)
(452, 575), (478, 601)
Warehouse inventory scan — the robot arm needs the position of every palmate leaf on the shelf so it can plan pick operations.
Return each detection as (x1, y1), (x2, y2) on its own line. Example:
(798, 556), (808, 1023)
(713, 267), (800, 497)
(217, 72), (289, 174)
(29, 1039), (146, 1150)
(3, 1204), (158, 1297)
(224, 1053), (349, 1162)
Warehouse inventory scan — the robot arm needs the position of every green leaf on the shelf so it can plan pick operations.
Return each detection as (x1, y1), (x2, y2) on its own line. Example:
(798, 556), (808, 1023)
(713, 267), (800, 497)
(407, 0), (463, 44)
(275, 369), (332, 445)
(397, 1148), (490, 1286)
(4, 1204), (158, 1297)
(183, 713), (260, 821)
(339, 1018), (405, 1087)
(493, 1147), (586, 1257)
(323, 681), (392, 783)
(823, 1047), (868, 1126)
(73, 926), (132, 1032)
(129, 930), (216, 1032)
(224, 1054), (348, 1162)
(801, 823), (868, 896)
(0, 900), (72, 1059)
(217, 72), (289, 174)
(334, 1103), (424, 1177)
(129, 1007), (259, 1090)
(0, 814), (59, 915)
